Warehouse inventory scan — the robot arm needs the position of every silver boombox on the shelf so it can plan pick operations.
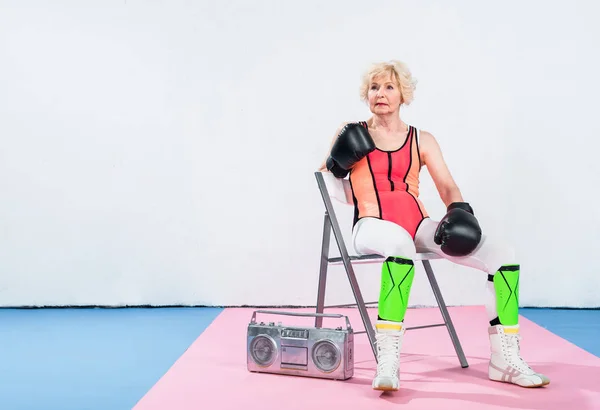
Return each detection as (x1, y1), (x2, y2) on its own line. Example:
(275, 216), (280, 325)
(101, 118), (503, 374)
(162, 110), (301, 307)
(247, 310), (354, 380)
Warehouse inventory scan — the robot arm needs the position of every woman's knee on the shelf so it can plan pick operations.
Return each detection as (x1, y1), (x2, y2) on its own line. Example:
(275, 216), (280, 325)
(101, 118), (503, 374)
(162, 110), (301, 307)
(352, 218), (417, 259)
(381, 235), (417, 259)
(475, 235), (518, 273)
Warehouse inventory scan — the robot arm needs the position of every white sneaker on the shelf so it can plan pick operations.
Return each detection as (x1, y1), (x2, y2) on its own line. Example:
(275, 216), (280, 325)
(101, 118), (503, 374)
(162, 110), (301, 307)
(488, 324), (550, 387)
(372, 320), (404, 391)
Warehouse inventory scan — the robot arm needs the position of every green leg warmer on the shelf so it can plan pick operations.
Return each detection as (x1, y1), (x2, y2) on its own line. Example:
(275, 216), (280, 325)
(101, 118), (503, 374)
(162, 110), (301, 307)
(378, 257), (415, 322)
(492, 264), (520, 326)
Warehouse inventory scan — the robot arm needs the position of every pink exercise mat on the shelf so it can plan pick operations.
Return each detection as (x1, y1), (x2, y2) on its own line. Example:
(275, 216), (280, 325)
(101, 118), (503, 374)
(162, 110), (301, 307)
(134, 306), (600, 410)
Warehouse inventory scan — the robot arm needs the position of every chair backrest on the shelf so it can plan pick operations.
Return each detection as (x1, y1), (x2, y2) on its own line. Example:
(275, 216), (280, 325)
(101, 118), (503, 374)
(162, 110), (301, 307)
(319, 171), (353, 206)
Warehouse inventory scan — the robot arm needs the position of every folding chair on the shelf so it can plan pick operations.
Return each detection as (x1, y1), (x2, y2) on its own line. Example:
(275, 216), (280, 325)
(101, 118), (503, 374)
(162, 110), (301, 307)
(313, 171), (468, 368)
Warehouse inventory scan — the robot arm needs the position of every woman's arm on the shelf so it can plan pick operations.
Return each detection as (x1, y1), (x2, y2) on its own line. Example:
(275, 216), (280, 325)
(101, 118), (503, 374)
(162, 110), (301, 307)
(419, 130), (464, 207)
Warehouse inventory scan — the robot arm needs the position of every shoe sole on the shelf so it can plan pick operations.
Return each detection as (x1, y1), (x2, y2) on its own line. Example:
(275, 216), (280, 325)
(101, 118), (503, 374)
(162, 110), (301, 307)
(523, 380), (550, 388)
(489, 378), (550, 388)
(372, 386), (399, 391)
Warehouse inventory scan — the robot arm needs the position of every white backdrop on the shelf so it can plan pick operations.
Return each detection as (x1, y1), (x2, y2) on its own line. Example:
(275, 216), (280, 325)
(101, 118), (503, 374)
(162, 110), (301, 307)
(1, 0), (599, 308)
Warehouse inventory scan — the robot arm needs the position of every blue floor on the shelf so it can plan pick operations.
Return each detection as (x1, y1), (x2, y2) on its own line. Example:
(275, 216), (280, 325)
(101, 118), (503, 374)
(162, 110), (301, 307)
(0, 307), (223, 410)
(520, 308), (600, 357)
(0, 307), (597, 410)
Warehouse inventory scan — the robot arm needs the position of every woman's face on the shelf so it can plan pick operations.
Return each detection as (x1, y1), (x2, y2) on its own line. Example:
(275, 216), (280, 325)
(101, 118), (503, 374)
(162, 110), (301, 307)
(367, 72), (402, 115)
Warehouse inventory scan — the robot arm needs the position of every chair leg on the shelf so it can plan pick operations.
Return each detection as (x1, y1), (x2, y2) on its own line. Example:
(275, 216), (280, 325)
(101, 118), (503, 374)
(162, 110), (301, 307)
(327, 214), (377, 362)
(313, 172), (377, 361)
(315, 213), (331, 329)
(338, 241), (378, 362)
(421, 260), (469, 368)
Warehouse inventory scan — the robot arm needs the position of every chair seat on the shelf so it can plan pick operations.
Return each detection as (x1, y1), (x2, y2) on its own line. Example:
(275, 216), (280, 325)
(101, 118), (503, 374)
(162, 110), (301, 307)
(328, 252), (442, 265)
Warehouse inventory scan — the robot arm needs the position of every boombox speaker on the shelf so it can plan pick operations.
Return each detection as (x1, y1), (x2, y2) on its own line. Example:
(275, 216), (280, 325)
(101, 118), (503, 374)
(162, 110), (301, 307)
(247, 310), (354, 380)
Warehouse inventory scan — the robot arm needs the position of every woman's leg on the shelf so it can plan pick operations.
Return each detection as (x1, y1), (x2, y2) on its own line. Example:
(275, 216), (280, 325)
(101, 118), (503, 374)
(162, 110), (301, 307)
(414, 218), (550, 388)
(352, 217), (418, 323)
(352, 217), (417, 391)
(414, 218), (517, 325)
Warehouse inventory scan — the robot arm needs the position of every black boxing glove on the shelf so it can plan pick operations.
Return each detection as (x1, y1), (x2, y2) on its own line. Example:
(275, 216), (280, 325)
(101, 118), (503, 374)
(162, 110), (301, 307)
(326, 123), (376, 178)
(434, 202), (482, 257)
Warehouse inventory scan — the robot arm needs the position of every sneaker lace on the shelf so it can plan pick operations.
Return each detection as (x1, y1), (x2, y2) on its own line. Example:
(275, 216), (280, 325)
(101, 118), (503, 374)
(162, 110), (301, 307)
(376, 332), (400, 374)
(506, 333), (533, 372)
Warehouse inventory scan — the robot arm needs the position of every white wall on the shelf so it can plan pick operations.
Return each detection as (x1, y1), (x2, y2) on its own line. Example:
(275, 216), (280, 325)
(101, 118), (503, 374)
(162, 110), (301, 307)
(1, 1), (599, 308)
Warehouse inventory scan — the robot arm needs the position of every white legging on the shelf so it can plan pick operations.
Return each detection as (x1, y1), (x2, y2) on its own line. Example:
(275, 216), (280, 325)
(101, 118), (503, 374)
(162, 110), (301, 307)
(351, 217), (518, 324)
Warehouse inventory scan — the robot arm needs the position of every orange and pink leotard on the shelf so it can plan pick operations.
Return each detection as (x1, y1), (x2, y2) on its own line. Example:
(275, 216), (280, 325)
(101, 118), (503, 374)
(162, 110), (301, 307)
(349, 122), (429, 238)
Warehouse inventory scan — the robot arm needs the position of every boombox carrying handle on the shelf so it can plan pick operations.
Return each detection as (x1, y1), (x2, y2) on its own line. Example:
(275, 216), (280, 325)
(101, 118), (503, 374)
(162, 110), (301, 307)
(251, 310), (352, 330)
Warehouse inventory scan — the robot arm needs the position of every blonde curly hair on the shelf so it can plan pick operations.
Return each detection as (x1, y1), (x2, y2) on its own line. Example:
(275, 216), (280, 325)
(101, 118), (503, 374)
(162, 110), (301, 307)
(359, 60), (417, 105)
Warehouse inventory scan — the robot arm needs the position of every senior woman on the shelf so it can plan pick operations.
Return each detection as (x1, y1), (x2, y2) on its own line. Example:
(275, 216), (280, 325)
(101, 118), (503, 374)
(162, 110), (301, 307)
(318, 60), (549, 391)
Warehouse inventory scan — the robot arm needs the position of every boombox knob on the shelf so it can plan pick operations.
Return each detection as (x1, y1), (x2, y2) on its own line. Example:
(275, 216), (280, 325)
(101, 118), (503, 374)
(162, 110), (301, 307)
(269, 322), (275, 326)
(336, 326), (342, 330)
(259, 322), (265, 326)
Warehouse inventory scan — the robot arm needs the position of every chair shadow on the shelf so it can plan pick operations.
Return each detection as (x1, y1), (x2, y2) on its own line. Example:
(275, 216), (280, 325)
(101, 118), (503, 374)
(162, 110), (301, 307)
(345, 355), (600, 410)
